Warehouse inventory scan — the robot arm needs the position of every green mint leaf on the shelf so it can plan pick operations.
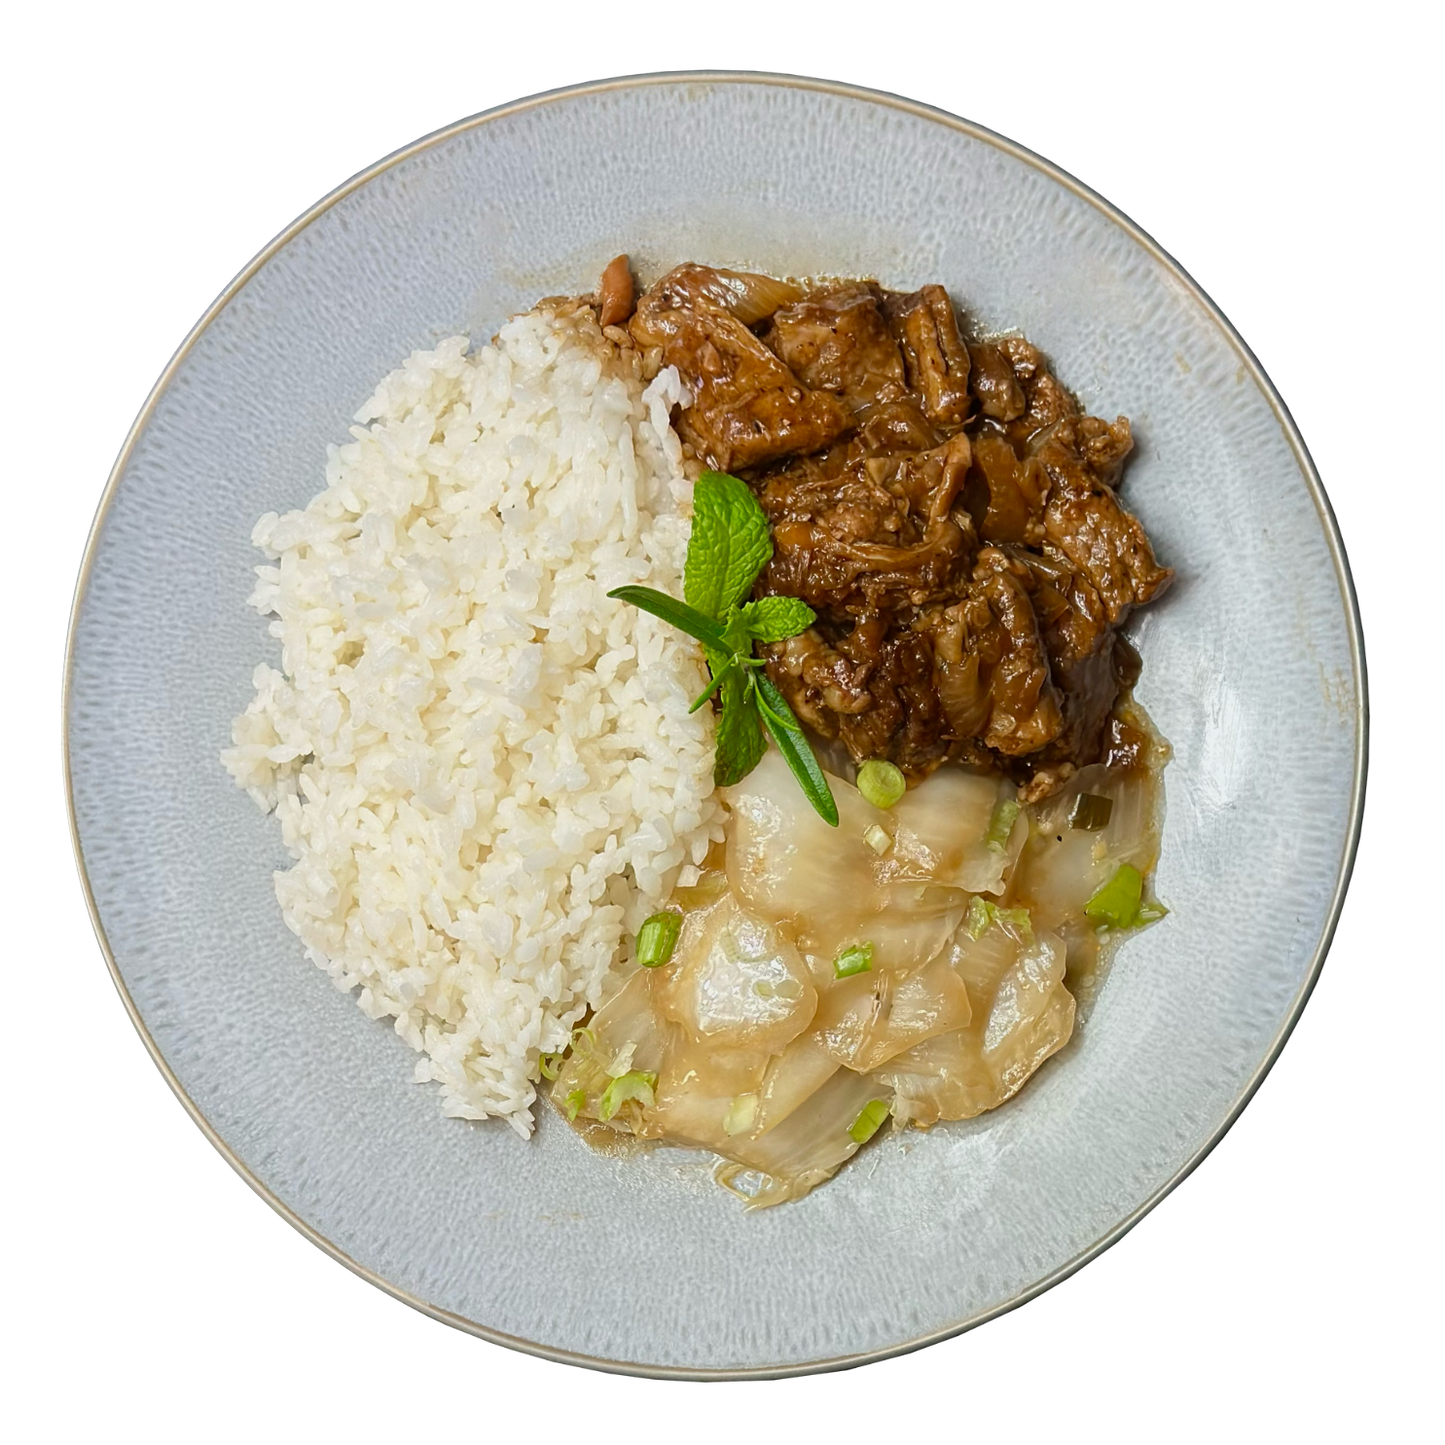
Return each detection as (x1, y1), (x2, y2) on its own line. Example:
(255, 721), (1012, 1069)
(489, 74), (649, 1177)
(736, 595), (816, 644)
(718, 605), (756, 656)
(713, 666), (765, 786)
(754, 673), (838, 825)
(606, 586), (726, 648)
(684, 471), (773, 620)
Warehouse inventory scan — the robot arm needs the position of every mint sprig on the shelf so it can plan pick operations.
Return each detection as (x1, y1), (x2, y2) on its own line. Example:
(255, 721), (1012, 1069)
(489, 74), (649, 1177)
(607, 470), (839, 826)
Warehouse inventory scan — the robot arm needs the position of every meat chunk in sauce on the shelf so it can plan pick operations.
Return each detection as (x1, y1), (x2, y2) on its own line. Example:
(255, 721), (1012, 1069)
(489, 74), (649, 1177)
(620, 261), (1173, 797)
(884, 286), (973, 427)
(629, 264), (850, 470)
(967, 431), (1043, 546)
(967, 341), (1027, 423)
(1007, 544), (1141, 793)
(998, 336), (1078, 447)
(762, 284), (908, 414)
(927, 548), (1065, 759)
(1035, 417), (1170, 622)
(758, 434), (974, 613)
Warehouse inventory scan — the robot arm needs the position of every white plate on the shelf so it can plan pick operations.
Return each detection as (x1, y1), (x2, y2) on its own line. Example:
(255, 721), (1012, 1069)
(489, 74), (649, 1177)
(65, 73), (1365, 1377)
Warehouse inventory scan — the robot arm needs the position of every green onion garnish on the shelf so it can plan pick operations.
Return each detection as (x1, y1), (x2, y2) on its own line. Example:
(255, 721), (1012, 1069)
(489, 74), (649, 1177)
(965, 895), (992, 940)
(598, 1070), (658, 1121)
(857, 759), (906, 810)
(966, 896), (1033, 940)
(636, 911), (682, 968)
(1084, 863), (1144, 928)
(834, 942), (874, 978)
(985, 797), (1021, 854)
(538, 1051), (564, 1080)
(563, 1089), (586, 1121)
(1068, 793), (1114, 831)
(848, 1098), (890, 1145)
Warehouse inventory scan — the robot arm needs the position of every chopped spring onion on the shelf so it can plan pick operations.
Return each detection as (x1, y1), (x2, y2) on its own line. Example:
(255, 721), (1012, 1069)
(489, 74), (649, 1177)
(985, 797), (1021, 853)
(723, 1093), (759, 1136)
(538, 1051), (564, 1081)
(1068, 792), (1114, 831)
(863, 822), (892, 855)
(570, 1026), (597, 1052)
(563, 1089), (586, 1122)
(834, 942), (874, 978)
(598, 1070), (658, 1122)
(966, 896), (1033, 941)
(848, 1098), (891, 1145)
(857, 758), (906, 810)
(965, 895), (992, 939)
(1084, 863), (1143, 928)
(636, 910), (682, 968)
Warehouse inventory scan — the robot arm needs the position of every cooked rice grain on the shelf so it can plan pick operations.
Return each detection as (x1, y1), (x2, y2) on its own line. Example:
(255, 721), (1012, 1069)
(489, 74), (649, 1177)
(222, 306), (720, 1134)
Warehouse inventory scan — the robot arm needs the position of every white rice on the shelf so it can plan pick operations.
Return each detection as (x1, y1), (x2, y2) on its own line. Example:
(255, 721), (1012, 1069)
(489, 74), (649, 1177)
(222, 305), (722, 1135)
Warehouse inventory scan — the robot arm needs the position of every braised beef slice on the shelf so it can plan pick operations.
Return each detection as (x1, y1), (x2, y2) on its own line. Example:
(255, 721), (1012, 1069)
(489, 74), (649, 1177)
(758, 434), (975, 614)
(968, 342), (1027, 422)
(1044, 574), (1119, 760)
(854, 398), (944, 454)
(1008, 546), (1128, 769)
(762, 285), (909, 414)
(884, 286), (973, 427)
(766, 617), (950, 776)
(629, 265), (849, 469)
(837, 623), (951, 774)
(767, 629), (874, 735)
(966, 430), (1044, 545)
(1000, 337), (1077, 449)
(1034, 417), (1172, 623)
(926, 549), (1064, 758)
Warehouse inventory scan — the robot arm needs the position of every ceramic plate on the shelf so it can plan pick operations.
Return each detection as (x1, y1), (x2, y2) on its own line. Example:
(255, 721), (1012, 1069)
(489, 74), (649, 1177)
(65, 73), (1365, 1377)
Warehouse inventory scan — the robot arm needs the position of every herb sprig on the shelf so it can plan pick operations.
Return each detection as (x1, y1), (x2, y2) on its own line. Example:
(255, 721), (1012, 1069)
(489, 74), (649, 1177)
(608, 470), (839, 825)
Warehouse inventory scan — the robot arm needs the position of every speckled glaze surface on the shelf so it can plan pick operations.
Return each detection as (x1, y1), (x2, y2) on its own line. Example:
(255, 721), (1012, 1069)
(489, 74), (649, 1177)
(66, 74), (1364, 1377)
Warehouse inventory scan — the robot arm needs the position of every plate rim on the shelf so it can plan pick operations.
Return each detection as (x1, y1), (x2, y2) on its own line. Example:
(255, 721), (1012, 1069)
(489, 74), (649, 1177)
(62, 68), (1369, 1380)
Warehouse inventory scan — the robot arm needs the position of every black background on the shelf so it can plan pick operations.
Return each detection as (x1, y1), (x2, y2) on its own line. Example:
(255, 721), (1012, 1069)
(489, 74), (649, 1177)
(62, 65), (1364, 1387)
